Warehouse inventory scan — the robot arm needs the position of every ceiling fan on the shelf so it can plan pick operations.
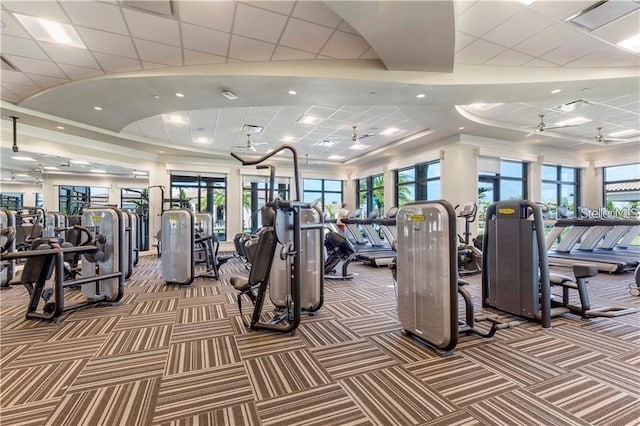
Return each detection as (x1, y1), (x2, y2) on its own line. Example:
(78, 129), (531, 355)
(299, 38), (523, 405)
(594, 127), (628, 144)
(532, 114), (582, 132)
(351, 125), (376, 143)
(232, 133), (267, 153)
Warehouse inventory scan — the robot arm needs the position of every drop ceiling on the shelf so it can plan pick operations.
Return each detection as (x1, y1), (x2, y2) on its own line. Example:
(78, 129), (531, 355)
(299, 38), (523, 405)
(1, 0), (639, 184)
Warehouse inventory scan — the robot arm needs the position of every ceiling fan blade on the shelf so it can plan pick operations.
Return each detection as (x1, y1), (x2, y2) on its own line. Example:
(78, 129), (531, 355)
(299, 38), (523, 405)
(544, 124), (582, 130)
(249, 145), (257, 152)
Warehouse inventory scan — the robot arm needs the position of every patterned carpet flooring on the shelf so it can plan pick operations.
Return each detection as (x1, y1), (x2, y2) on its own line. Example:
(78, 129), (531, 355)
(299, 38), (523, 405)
(1, 254), (639, 426)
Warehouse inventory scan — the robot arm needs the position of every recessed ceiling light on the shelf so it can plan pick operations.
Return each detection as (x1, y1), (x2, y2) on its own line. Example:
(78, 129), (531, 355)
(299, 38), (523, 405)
(317, 140), (335, 147)
(162, 114), (189, 125)
(11, 156), (36, 161)
(281, 136), (296, 142)
(70, 160), (90, 165)
(554, 116), (592, 126)
(16, 174), (29, 177)
(93, 106), (102, 111)
(90, 169), (106, 173)
(43, 166), (60, 170)
(518, 0), (535, 5)
(153, 95), (160, 99)
(266, 149), (274, 153)
(458, 126), (465, 130)
(535, 139), (541, 142)
(297, 115), (323, 125)
(370, 92), (377, 96)
(159, 150), (164, 154)
(13, 13), (86, 49)
(288, 90), (297, 95)
(328, 155), (345, 160)
(132, 170), (148, 175)
(349, 144), (368, 151)
(381, 127), (401, 136)
(175, 92), (184, 98)
(193, 136), (211, 144)
(550, 89), (562, 94)
(581, 88), (590, 92)
(56, 126), (64, 129)
(617, 33), (640, 53)
(468, 103), (503, 110)
(416, 93), (426, 99)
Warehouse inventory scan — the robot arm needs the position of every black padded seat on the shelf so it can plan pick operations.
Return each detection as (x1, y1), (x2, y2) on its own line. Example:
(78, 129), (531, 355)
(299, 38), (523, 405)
(549, 273), (573, 285)
(572, 263), (598, 279)
(230, 276), (251, 291)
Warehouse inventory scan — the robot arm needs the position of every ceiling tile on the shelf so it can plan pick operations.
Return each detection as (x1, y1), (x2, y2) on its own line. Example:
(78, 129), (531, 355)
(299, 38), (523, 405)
(142, 61), (169, 70)
(279, 18), (333, 53)
(181, 23), (230, 56)
(592, 10), (640, 45)
(0, 9), (30, 38)
(484, 49), (535, 66)
(292, 2), (342, 28)
(57, 63), (105, 81)
(123, 8), (180, 47)
(456, 1), (521, 37)
(24, 73), (68, 88)
(38, 42), (102, 69)
(2, 1), (70, 23)
(455, 39), (506, 64)
(133, 39), (183, 66)
(521, 58), (558, 68)
(1, 35), (49, 60)
(529, 1), (594, 21)
(337, 19), (359, 35)
(1, 86), (20, 102)
(542, 36), (608, 66)
(3, 55), (66, 79)
(320, 31), (369, 59)
(228, 35), (275, 61)
(93, 52), (142, 72)
(177, 1), (235, 32)
(134, 116), (170, 141)
(183, 49), (227, 66)
(245, 2), (295, 15)
(360, 48), (379, 60)
(76, 27), (138, 58)
(567, 46), (640, 68)
(61, 1), (129, 35)
(513, 23), (584, 58)
(482, 9), (554, 48)
(455, 31), (477, 52)
(1, 82), (40, 98)
(233, 3), (288, 44)
(1, 70), (35, 85)
(272, 46), (317, 61)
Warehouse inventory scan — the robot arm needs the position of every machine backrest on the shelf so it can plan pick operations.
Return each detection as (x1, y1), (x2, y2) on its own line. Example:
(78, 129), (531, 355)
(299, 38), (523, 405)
(20, 240), (56, 284)
(248, 228), (277, 286)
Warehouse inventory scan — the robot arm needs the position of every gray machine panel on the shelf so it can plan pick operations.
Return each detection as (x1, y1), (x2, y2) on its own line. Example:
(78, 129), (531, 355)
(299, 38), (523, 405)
(270, 207), (323, 311)
(161, 209), (195, 285)
(81, 207), (124, 299)
(396, 201), (457, 351)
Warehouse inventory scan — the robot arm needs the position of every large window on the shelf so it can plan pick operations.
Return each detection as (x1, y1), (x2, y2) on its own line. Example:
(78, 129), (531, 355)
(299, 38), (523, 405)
(356, 174), (384, 217)
(541, 165), (580, 218)
(303, 178), (343, 218)
(395, 160), (441, 207)
(170, 175), (227, 240)
(1, 193), (23, 210)
(243, 176), (289, 233)
(478, 160), (528, 231)
(59, 186), (109, 214)
(604, 163), (640, 213)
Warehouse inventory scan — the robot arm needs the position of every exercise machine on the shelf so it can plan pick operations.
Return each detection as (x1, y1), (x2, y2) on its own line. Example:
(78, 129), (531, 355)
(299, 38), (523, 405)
(161, 209), (196, 285)
(394, 200), (516, 356)
(0, 206), (125, 322)
(456, 202), (482, 276)
(230, 145), (324, 333)
(629, 265), (640, 296)
(324, 230), (356, 280)
(1, 208), (16, 287)
(482, 200), (636, 328)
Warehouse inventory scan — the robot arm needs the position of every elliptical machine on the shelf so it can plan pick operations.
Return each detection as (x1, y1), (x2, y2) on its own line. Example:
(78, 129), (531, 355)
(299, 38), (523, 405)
(456, 202), (482, 276)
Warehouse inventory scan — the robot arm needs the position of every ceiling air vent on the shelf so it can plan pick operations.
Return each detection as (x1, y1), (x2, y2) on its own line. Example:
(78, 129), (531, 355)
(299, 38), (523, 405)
(566, 0), (640, 31)
(552, 99), (592, 113)
(1, 55), (19, 72)
(122, 0), (175, 17)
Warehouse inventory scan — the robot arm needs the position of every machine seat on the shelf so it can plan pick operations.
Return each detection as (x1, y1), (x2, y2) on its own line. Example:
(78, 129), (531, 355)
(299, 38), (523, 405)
(572, 263), (598, 279)
(230, 276), (251, 292)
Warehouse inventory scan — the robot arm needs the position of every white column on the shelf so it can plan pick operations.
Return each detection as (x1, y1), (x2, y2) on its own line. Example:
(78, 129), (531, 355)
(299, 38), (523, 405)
(528, 158), (542, 202)
(384, 167), (394, 214)
(227, 168), (243, 237)
(582, 162), (602, 209)
(440, 144), (478, 235)
(148, 163), (169, 245)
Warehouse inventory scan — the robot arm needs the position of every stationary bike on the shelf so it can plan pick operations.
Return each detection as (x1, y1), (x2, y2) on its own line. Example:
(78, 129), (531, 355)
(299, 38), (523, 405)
(456, 202), (482, 276)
